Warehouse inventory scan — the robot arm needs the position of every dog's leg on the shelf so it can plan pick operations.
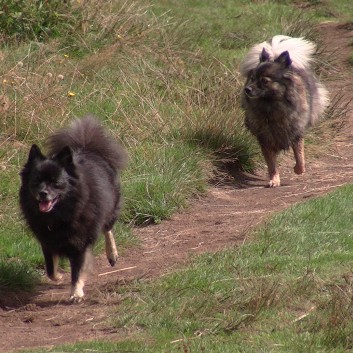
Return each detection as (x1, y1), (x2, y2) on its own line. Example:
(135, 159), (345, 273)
(292, 137), (305, 175)
(50, 255), (63, 281)
(42, 247), (62, 281)
(104, 230), (118, 267)
(261, 146), (280, 188)
(69, 250), (89, 303)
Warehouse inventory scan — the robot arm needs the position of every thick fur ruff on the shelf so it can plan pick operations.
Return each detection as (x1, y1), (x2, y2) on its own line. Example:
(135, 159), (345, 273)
(240, 35), (329, 187)
(19, 116), (127, 301)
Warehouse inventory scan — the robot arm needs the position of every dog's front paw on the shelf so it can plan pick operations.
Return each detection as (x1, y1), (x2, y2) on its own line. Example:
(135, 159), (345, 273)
(69, 294), (84, 304)
(69, 283), (85, 303)
(49, 273), (63, 282)
(268, 176), (280, 188)
(293, 164), (305, 175)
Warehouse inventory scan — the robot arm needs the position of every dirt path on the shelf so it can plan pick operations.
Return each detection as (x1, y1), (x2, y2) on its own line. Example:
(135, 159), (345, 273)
(1, 22), (353, 353)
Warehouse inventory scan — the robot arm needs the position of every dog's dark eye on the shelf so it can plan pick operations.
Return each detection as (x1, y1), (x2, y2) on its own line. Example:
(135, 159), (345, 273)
(31, 177), (41, 186)
(261, 77), (271, 85)
(53, 181), (63, 188)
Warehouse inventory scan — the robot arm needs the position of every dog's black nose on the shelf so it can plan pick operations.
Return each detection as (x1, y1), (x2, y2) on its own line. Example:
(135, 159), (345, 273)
(245, 86), (253, 95)
(39, 190), (48, 199)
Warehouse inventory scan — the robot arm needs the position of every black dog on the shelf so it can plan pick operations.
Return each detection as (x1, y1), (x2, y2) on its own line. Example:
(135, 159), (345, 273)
(19, 116), (127, 302)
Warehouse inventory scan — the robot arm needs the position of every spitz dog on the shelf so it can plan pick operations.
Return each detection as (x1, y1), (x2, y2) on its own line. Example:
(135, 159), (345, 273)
(19, 116), (127, 302)
(240, 35), (329, 187)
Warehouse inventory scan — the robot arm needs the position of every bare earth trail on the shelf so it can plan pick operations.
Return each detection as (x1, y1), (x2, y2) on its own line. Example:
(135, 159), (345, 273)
(1, 23), (353, 352)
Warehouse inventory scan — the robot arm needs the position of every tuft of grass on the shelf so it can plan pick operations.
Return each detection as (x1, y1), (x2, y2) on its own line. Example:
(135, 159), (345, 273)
(0, 260), (39, 292)
(0, 0), (74, 43)
(122, 143), (209, 225)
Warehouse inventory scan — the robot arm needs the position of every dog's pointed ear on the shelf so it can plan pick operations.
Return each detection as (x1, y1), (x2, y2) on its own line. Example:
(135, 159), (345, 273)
(274, 50), (292, 68)
(55, 146), (73, 168)
(260, 48), (270, 63)
(27, 144), (46, 164)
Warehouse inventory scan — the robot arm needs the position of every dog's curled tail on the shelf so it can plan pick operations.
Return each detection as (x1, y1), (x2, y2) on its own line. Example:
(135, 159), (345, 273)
(47, 115), (128, 170)
(240, 35), (317, 76)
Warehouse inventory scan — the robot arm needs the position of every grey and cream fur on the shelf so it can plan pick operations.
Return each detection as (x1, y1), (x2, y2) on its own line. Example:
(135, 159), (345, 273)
(240, 35), (329, 187)
(19, 116), (127, 302)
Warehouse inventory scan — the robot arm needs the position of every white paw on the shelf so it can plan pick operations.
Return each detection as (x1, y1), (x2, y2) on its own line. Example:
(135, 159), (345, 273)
(49, 273), (63, 282)
(69, 282), (84, 303)
(107, 249), (118, 267)
(69, 295), (84, 303)
(268, 174), (280, 188)
(268, 180), (280, 188)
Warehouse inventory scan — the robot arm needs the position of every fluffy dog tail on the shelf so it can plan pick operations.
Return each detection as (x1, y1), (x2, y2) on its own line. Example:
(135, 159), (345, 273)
(316, 83), (330, 118)
(240, 35), (317, 76)
(47, 115), (127, 170)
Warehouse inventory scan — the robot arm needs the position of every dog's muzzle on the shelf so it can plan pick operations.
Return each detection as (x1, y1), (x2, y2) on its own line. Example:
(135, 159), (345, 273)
(37, 191), (60, 213)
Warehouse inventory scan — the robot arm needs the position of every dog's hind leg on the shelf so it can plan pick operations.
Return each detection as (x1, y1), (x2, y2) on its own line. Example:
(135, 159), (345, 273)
(261, 146), (280, 188)
(104, 230), (118, 267)
(292, 137), (305, 175)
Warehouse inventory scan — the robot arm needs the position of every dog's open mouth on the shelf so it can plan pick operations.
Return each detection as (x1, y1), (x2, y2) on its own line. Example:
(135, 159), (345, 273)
(39, 197), (60, 213)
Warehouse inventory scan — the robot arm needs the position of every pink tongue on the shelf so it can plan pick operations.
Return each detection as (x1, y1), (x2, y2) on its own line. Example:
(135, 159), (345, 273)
(39, 200), (53, 213)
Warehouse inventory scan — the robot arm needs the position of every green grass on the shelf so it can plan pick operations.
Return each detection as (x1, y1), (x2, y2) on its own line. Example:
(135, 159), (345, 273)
(122, 142), (208, 225)
(0, 0), (73, 42)
(153, 1), (315, 54)
(320, 0), (353, 21)
(23, 185), (353, 352)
